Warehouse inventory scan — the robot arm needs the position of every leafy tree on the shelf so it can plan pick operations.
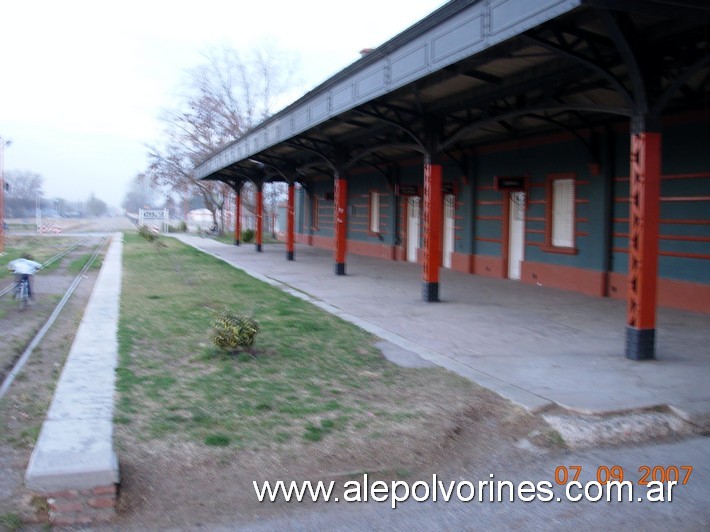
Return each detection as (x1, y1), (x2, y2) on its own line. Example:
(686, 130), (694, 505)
(85, 193), (108, 217)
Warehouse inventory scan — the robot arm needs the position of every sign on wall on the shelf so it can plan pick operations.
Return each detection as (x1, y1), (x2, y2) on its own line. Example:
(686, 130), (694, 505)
(494, 175), (528, 191)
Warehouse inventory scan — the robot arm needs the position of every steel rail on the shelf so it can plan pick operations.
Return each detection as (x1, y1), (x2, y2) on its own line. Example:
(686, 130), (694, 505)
(0, 237), (108, 400)
(0, 239), (87, 298)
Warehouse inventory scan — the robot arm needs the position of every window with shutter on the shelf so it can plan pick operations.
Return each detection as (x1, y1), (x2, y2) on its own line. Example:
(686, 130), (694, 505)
(312, 195), (319, 230)
(552, 178), (574, 247)
(370, 191), (380, 233)
(544, 174), (577, 253)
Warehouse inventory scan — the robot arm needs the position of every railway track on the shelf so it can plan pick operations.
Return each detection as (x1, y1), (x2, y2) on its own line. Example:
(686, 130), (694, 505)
(0, 236), (109, 400)
(0, 238), (88, 299)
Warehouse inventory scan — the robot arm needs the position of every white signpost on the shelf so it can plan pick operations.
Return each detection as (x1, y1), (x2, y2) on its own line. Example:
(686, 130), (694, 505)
(138, 209), (169, 233)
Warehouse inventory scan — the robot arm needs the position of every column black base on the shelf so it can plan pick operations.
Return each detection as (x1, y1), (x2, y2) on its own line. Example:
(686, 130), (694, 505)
(625, 326), (655, 360)
(335, 262), (346, 276)
(256, 243), (262, 252)
(287, 250), (294, 261)
(234, 240), (240, 246)
(422, 282), (439, 302)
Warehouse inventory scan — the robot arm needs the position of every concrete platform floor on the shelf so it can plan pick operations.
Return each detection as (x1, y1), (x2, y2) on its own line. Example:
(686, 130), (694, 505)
(174, 236), (710, 425)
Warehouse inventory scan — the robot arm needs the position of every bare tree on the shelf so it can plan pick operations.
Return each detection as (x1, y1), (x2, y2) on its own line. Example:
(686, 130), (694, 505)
(145, 43), (299, 232)
(5, 170), (44, 200)
(4, 170), (44, 217)
(146, 141), (227, 229)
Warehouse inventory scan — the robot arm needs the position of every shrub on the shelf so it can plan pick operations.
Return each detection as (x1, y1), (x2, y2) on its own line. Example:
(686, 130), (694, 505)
(204, 433), (230, 447)
(166, 221), (187, 233)
(241, 228), (255, 243)
(211, 309), (260, 354)
(138, 224), (158, 242)
(138, 224), (166, 247)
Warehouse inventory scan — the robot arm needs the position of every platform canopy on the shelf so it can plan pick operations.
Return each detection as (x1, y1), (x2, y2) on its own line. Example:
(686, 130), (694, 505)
(196, 0), (710, 183)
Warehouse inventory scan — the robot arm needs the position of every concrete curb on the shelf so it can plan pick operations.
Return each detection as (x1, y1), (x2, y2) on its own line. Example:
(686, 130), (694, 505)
(669, 400), (710, 432)
(24, 233), (122, 521)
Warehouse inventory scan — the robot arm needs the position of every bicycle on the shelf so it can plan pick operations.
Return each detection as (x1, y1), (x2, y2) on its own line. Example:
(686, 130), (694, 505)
(199, 224), (219, 238)
(8, 257), (41, 311)
(15, 275), (30, 311)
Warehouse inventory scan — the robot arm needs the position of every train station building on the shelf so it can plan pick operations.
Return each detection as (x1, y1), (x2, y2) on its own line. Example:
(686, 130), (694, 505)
(195, 0), (710, 361)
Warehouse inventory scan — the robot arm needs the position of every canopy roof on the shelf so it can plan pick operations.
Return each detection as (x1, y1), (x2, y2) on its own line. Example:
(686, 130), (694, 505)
(195, 0), (710, 184)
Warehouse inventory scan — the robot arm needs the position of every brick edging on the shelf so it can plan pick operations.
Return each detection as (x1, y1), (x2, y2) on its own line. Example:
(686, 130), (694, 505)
(44, 483), (118, 526)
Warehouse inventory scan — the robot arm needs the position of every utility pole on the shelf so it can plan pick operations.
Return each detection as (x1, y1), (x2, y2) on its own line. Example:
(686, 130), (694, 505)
(0, 136), (12, 254)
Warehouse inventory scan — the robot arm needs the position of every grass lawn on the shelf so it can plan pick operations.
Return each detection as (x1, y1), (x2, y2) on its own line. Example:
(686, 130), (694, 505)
(116, 232), (484, 454)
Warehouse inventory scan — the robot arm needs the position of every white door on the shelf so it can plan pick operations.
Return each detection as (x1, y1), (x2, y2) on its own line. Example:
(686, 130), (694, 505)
(406, 197), (420, 263)
(508, 192), (526, 280)
(443, 194), (455, 268)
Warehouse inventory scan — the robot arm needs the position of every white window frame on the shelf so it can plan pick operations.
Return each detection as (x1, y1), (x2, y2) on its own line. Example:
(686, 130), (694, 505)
(552, 178), (575, 247)
(545, 174), (577, 253)
(370, 191), (380, 233)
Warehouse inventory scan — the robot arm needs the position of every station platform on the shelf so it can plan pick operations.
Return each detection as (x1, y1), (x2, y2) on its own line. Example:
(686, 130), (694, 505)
(174, 236), (710, 433)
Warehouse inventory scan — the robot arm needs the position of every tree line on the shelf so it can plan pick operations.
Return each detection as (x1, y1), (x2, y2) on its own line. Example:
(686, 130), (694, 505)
(3, 170), (108, 218)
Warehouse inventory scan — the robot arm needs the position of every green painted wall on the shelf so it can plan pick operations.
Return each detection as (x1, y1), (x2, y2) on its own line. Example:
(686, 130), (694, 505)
(292, 115), (709, 285)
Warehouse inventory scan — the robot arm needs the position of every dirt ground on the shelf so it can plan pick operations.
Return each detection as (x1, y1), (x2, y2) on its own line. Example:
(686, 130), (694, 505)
(0, 218), (563, 530)
(0, 243), (104, 527)
(0, 219), (129, 528)
(102, 361), (563, 530)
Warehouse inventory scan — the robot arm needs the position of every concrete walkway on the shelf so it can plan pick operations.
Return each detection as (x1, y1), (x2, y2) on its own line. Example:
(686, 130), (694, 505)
(25, 233), (121, 517)
(174, 236), (710, 428)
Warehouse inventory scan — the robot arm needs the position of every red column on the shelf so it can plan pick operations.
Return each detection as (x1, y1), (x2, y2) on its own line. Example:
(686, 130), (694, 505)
(0, 140), (6, 253)
(0, 175), (5, 254)
(422, 159), (443, 301)
(626, 132), (661, 360)
(234, 189), (241, 245)
(334, 175), (347, 275)
(287, 182), (295, 260)
(256, 185), (263, 252)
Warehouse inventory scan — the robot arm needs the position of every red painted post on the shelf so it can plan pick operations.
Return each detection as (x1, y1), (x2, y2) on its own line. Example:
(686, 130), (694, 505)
(256, 185), (263, 252)
(0, 174), (4, 255)
(334, 175), (347, 275)
(287, 182), (295, 260)
(234, 189), (241, 245)
(0, 138), (7, 254)
(422, 159), (443, 301)
(626, 132), (661, 360)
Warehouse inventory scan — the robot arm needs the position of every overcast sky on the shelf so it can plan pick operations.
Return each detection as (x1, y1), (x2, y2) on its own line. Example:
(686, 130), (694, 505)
(0, 0), (446, 209)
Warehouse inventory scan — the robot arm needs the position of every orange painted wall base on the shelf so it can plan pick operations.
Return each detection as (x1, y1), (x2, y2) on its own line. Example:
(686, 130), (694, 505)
(293, 236), (710, 314)
(348, 240), (396, 260)
(395, 246), (406, 262)
(608, 272), (710, 314)
(520, 261), (606, 298)
(296, 233), (332, 249)
(472, 254), (505, 278)
(450, 252), (473, 273)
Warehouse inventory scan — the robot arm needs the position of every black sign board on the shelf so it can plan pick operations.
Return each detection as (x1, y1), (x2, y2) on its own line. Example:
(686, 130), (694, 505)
(398, 184), (420, 196)
(494, 175), (527, 191)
